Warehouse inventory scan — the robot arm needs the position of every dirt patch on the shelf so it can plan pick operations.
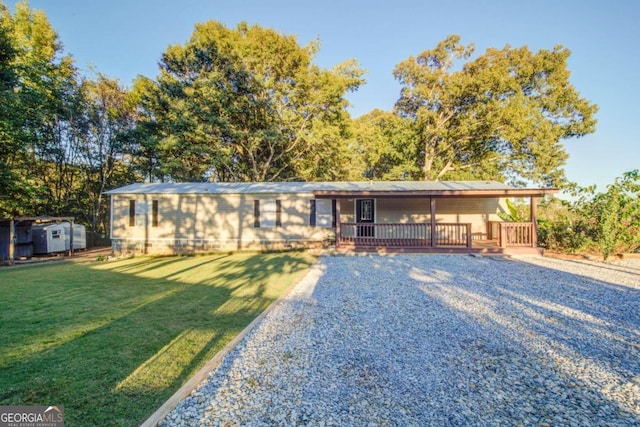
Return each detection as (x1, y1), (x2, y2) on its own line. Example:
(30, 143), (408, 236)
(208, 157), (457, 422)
(544, 250), (640, 262)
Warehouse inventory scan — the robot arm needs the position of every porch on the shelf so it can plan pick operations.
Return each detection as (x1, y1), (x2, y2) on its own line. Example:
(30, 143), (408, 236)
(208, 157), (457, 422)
(336, 221), (542, 255)
(312, 183), (557, 255)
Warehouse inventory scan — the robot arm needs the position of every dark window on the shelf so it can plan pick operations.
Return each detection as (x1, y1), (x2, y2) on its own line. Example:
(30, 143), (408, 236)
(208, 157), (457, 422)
(152, 200), (159, 227)
(275, 200), (282, 227)
(254, 200), (260, 228)
(129, 200), (135, 226)
(332, 199), (337, 228)
(310, 200), (317, 227)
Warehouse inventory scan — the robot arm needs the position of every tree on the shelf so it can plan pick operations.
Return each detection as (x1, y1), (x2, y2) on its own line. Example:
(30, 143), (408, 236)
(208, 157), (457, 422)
(0, 1), (81, 216)
(392, 35), (597, 186)
(135, 21), (365, 182)
(76, 74), (139, 242)
(570, 170), (640, 259)
(351, 109), (421, 180)
(0, 4), (20, 215)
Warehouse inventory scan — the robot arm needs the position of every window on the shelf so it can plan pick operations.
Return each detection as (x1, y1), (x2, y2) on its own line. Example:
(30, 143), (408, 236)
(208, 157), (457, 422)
(310, 200), (317, 227)
(254, 200), (260, 228)
(129, 200), (135, 226)
(359, 199), (373, 221)
(254, 199), (280, 228)
(275, 200), (282, 227)
(311, 199), (333, 228)
(332, 199), (337, 228)
(152, 200), (158, 227)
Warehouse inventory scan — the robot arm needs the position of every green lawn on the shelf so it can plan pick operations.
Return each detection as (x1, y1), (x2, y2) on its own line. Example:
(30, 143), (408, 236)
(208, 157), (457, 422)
(0, 252), (315, 426)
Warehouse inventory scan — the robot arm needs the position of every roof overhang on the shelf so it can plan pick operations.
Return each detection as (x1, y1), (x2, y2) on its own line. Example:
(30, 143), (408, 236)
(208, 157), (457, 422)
(313, 189), (559, 199)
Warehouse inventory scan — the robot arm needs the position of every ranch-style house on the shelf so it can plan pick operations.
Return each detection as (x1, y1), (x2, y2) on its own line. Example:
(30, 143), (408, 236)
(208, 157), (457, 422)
(105, 181), (557, 255)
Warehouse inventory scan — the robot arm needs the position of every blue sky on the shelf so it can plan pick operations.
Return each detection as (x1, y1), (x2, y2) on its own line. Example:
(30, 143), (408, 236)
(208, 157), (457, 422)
(7, 0), (639, 190)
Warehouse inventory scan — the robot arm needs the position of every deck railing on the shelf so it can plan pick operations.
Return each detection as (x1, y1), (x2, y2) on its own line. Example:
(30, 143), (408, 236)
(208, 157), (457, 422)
(340, 223), (430, 247)
(488, 221), (534, 247)
(435, 223), (472, 247)
(339, 223), (471, 248)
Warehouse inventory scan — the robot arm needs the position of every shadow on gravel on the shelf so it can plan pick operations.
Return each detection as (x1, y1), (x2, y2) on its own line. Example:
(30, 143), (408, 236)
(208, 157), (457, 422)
(167, 255), (639, 426)
(396, 255), (640, 424)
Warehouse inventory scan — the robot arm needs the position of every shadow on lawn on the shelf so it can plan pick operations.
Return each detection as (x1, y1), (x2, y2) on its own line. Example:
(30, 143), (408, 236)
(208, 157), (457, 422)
(0, 252), (313, 426)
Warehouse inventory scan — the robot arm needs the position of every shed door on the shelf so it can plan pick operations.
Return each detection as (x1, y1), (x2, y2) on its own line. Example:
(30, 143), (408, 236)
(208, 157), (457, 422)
(356, 199), (375, 237)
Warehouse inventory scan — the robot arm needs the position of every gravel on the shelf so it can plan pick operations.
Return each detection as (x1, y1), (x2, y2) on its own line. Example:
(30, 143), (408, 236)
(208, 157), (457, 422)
(161, 254), (640, 426)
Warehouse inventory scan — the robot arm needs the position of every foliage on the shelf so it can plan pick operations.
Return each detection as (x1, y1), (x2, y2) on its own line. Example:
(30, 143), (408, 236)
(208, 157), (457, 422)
(75, 74), (139, 243)
(388, 34), (597, 186)
(0, 2), (138, 243)
(536, 171), (640, 258)
(350, 109), (421, 180)
(569, 170), (640, 259)
(497, 198), (529, 222)
(537, 219), (589, 253)
(134, 21), (365, 182)
(0, 252), (315, 426)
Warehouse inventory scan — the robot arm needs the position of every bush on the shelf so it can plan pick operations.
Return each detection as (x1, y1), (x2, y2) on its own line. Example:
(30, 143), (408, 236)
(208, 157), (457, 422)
(537, 219), (588, 253)
(566, 170), (640, 260)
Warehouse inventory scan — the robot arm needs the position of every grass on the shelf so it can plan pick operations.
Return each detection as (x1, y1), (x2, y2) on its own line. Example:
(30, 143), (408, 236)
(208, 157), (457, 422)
(0, 251), (315, 426)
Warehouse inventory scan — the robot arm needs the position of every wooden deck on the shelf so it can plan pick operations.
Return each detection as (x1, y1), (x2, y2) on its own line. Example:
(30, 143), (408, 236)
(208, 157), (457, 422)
(336, 241), (543, 255)
(336, 222), (542, 255)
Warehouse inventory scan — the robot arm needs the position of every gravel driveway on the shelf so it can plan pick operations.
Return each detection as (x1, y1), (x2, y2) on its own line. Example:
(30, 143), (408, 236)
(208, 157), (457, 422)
(163, 255), (640, 426)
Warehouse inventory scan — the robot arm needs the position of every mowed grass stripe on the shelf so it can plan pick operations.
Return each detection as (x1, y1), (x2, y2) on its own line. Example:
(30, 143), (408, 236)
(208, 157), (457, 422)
(0, 252), (315, 426)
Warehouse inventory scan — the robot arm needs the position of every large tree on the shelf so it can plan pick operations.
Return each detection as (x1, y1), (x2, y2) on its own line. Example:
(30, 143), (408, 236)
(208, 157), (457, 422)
(0, 1), (81, 216)
(0, 4), (20, 214)
(392, 35), (597, 187)
(134, 21), (364, 182)
(76, 74), (139, 242)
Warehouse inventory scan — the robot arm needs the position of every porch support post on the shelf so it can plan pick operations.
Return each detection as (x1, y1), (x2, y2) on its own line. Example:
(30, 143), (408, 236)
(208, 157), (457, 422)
(335, 198), (341, 249)
(430, 197), (436, 247)
(8, 219), (15, 265)
(531, 196), (538, 248)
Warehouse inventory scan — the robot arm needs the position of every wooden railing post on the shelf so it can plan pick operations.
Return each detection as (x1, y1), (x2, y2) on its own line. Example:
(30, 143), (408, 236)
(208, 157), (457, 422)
(466, 223), (472, 248)
(531, 196), (538, 248)
(335, 199), (341, 249)
(500, 223), (507, 248)
(430, 197), (436, 247)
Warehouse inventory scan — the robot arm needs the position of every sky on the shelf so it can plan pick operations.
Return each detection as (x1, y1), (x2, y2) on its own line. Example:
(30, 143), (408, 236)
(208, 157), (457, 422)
(6, 0), (640, 191)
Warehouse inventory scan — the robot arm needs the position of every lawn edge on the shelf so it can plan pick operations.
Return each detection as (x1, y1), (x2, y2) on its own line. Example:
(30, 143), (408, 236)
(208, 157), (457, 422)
(139, 256), (322, 427)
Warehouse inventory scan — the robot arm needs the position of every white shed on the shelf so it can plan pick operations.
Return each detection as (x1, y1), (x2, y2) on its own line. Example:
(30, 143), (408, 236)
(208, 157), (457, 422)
(33, 223), (66, 254)
(33, 222), (86, 254)
(66, 223), (87, 251)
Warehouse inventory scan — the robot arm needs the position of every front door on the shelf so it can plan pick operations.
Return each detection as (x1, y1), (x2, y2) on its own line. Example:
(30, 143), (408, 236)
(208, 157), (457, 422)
(356, 199), (375, 237)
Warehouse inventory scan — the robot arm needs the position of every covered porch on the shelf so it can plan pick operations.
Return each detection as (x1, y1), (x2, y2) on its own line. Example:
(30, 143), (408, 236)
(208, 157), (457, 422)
(313, 182), (557, 255)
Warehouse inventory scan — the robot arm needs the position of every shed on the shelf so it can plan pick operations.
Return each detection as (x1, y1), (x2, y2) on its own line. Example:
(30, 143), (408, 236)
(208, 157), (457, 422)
(66, 223), (87, 251)
(0, 221), (33, 259)
(33, 222), (67, 254)
(0, 217), (77, 264)
(32, 222), (86, 255)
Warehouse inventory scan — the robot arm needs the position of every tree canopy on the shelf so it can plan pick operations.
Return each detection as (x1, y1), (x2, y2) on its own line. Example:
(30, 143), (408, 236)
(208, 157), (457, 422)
(1, 2), (605, 248)
(376, 34), (597, 186)
(134, 21), (365, 182)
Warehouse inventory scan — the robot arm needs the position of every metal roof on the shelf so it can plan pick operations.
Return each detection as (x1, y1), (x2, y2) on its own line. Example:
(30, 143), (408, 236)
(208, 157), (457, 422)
(106, 181), (557, 197)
